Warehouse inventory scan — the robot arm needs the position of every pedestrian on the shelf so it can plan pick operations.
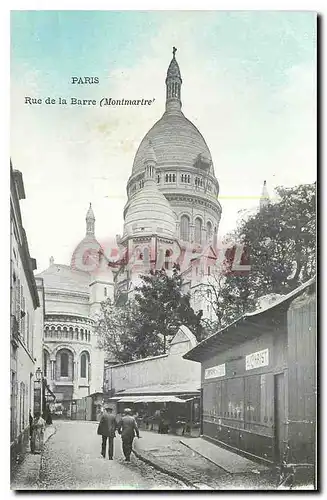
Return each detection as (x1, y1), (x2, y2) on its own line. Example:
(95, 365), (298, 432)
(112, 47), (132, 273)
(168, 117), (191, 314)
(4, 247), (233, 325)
(45, 404), (53, 425)
(97, 407), (116, 460)
(118, 408), (140, 462)
(29, 412), (35, 453)
(33, 412), (46, 453)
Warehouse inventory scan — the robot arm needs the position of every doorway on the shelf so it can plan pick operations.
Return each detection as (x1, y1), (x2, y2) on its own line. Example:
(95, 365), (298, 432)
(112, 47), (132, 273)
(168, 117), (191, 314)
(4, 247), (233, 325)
(274, 373), (285, 462)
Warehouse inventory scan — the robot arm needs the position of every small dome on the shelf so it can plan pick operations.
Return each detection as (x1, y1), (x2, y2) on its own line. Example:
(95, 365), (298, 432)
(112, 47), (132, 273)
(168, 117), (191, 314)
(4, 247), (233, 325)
(124, 179), (176, 239)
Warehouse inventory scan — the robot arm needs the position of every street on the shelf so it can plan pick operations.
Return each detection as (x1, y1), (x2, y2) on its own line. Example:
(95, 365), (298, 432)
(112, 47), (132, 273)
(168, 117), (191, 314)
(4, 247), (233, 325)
(38, 421), (187, 490)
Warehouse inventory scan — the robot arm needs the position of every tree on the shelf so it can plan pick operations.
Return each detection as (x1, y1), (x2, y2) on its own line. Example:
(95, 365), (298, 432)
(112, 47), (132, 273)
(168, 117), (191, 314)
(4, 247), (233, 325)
(201, 182), (316, 328)
(95, 264), (205, 363)
(134, 264), (205, 351)
(95, 298), (165, 363)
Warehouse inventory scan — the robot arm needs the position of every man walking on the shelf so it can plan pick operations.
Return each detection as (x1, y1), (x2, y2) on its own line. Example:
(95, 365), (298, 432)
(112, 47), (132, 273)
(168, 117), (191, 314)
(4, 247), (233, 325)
(118, 408), (139, 462)
(98, 407), (116, 460)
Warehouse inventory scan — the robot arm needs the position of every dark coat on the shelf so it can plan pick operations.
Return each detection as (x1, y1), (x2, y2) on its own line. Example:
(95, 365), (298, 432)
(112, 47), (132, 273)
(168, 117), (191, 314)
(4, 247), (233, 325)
(98, 412), (117, 438)
(118, 415), (139, 440)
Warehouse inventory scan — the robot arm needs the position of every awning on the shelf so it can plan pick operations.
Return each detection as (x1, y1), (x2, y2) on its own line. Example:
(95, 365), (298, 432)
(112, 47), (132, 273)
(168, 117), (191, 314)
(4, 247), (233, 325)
(116, 395), (194, 404)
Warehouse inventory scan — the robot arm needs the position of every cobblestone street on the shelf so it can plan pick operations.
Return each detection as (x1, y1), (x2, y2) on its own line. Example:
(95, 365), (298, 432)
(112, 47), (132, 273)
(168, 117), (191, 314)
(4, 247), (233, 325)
(37, 421), (187, 490)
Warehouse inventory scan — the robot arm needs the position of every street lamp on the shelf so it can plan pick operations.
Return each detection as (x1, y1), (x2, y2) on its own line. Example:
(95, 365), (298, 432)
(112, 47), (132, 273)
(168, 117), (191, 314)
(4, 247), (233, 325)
(34, 367), (43, 416)
(35, 367), (42, 382)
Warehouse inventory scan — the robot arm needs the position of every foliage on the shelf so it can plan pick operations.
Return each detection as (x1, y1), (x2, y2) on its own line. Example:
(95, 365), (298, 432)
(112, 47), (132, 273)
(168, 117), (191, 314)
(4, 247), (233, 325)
(201, 182), (316, 329)
(95, 264), (205, 363)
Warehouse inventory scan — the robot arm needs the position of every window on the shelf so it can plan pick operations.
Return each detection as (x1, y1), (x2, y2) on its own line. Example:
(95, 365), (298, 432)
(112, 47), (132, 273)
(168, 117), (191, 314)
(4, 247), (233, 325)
(104, 287), (107, 297)
(80, 353), (87, 378)
(60, 352), (69, 377)
(194, 218), (202, 244)
(180, 215), (190, 242)
(206, 221), (213, 243)
(157, 174), (160, 184)
(26, 312), (30, 350)
(207, 266), (211, 276)
(43, 350), (48, 377)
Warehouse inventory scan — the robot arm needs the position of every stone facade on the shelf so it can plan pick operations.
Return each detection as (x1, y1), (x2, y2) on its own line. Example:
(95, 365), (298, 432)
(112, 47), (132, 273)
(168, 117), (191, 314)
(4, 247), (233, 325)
(36, 207), (112, 406)
(10, 164), (44, 464)
(118, 50), (222, 312)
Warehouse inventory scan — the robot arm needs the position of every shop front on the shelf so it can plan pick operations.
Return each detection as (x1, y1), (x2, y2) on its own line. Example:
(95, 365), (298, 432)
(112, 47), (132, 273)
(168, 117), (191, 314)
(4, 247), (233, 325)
(110, 387), (201, 436)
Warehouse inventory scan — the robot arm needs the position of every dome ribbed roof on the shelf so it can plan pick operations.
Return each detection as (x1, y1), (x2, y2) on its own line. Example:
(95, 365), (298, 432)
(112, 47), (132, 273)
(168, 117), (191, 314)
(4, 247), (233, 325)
(132, 111), (212, 174)
(124, 178), (176, 239)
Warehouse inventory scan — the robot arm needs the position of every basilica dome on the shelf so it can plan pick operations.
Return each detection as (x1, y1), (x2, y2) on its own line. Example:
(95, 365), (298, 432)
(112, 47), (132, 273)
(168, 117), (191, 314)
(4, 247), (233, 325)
(132, 112), (213, 174)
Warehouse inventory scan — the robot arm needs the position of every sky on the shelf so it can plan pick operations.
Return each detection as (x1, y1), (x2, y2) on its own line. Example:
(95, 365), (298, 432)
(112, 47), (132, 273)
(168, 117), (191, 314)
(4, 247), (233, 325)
(10, 10), (317, 273)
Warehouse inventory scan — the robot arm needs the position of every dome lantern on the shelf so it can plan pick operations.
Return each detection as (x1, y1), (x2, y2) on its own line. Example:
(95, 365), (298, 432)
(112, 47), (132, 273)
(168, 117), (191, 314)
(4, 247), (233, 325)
(165, 46), (182, 114)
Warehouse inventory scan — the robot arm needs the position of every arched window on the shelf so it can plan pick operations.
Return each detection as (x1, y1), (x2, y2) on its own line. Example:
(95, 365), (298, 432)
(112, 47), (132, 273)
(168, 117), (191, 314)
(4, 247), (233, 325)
(60, 352), (68, 377)
(180, 215), (190, 242)
(80, 353), (87, 378)
(206, 221), (213, 242)
(43, 350), (49, 378)
(194, 218), (202, 244)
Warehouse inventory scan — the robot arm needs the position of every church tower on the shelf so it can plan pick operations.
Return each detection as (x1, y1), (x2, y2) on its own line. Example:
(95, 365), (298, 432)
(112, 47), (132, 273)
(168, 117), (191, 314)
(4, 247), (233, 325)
(125, 48), (221, 259)
(259, 180), (270, 210)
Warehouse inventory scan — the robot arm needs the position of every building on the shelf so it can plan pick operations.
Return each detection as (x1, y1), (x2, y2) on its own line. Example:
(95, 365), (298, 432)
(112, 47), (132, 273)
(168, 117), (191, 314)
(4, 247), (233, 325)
(10, 163), (44, 465)
(35, 205), (112, 417)
(183, 278), (316, 466)
(105, 326), (201, 435)
(115, 48), (222, 310)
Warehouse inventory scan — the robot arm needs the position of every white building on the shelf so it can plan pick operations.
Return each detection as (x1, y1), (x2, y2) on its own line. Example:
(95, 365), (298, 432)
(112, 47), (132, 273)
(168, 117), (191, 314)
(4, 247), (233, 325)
(115, 49), (222, 317)
(36, 205), (111, 415)
(10, 163), (44, 464)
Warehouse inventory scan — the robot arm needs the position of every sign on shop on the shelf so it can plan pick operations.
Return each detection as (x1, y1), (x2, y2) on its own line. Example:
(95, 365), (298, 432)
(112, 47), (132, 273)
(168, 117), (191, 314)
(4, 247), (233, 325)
(245, 348), (269, 370)
(204, 363), (226, 379)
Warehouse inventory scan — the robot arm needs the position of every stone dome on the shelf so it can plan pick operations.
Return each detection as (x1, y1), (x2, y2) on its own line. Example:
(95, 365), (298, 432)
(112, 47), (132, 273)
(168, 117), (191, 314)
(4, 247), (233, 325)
(132, 111), (212, 174)
(123, 174), (176, 239)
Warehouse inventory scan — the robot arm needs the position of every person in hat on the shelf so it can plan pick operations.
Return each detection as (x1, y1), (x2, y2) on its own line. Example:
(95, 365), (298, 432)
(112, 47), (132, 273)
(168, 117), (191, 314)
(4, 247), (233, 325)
(97, 407), (117, 460)
(117, 408), (139, 462)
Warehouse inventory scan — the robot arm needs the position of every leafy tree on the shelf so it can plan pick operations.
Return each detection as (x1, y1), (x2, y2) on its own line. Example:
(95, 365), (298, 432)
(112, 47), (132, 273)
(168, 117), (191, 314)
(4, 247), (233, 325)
(95, 264), (205, 362)
(134, 264), (205, 351)
(201, 182), (316, 328)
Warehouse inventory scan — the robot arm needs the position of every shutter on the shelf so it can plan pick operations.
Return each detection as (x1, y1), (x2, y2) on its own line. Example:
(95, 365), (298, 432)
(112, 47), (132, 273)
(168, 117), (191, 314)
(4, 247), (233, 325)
(16, 279), (21, 329)
(22, 296), (26, 342)
(26, 312), (29, 349)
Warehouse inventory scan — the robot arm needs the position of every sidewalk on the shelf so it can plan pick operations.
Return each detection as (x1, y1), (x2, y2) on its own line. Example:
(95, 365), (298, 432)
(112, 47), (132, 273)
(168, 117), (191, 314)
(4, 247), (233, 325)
(11, 424), (56, 490)
(133, 430), (277, 490)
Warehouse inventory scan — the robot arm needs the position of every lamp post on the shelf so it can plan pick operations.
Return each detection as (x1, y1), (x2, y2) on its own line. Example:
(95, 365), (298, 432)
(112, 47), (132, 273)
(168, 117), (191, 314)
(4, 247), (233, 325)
(34, 367), (43, 416)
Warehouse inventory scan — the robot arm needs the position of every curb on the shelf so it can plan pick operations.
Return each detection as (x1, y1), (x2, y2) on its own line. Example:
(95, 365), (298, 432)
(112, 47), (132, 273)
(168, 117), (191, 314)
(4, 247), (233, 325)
(132, 447), (197, 489)
(179, 439), (232, 474)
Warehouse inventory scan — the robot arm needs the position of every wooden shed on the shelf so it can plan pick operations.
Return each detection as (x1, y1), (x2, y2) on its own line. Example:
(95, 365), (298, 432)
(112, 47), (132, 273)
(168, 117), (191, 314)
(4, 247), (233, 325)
(183, 278), (316, 466)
